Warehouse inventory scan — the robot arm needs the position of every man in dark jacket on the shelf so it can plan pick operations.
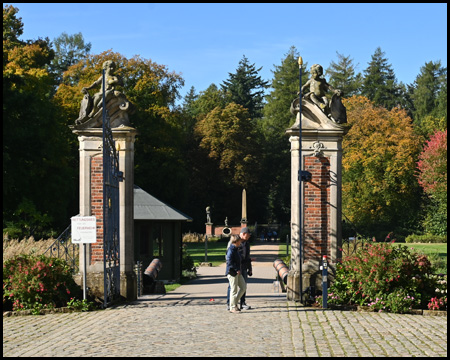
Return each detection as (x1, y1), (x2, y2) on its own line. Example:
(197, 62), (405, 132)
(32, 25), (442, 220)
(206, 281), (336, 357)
(226, 235), (246, 313)
(238, 227), (252, 310)
(226, 227), (253, 311)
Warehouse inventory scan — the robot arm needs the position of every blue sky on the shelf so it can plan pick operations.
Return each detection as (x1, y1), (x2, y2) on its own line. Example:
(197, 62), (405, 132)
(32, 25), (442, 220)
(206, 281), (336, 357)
(9, 3), (448, 101)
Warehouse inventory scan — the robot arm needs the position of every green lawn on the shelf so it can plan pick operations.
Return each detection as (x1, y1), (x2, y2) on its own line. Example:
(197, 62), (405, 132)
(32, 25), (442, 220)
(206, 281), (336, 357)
(394, 243), (447, 274)
(183, 240), (228, 267)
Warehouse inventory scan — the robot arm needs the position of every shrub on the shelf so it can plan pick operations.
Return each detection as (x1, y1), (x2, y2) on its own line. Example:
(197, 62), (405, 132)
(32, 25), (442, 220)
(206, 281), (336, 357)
(3, 254), (81, 312)
(427, 274), (447, 311)
(405, 234), (447, 243)
(428, 297), (447, 310)
(181, 245), (196, 274)
(182, 232), (205, 243)
(328, 241), (440, 313)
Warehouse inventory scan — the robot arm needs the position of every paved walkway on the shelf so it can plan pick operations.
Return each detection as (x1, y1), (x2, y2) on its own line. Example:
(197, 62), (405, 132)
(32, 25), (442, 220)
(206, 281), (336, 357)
(3, 241), (447, 357)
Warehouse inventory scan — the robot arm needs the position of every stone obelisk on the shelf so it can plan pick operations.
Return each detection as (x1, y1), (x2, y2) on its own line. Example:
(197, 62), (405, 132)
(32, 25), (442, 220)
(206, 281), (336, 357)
(241, 189), (247, 227)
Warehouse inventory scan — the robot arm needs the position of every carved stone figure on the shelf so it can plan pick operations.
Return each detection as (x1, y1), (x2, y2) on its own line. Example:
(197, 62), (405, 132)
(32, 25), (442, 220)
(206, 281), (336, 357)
(206, 206), (211, 223)
(299, 64), (347, 124)
(74, 60), (135, 129)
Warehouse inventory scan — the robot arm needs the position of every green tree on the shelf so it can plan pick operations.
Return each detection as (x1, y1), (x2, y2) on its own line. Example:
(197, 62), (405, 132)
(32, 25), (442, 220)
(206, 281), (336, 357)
(260, 45), (308, 222)
(195, 103), (262, 188)
(325, 51), (363, 97)
(50, 32), (91, 85)
(221, 55), (269, 120)
(188, 84), (227, 120)
(341, 96), (422, 237)
(3, 5), (23, 50)
(179, 84), (233, 229)
(361, 47), (402, 110)
(411, 61), (447, 137)
(3, 5), (75, 237)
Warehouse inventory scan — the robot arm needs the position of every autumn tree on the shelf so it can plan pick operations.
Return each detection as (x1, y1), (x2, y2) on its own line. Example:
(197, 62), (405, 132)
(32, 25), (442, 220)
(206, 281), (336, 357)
(3, 5), (75, 237)
(54, 50), (188, 209)
(341, 96), (422, 237)
(195, 103), (261, 188)
(416, 129), (447, 235)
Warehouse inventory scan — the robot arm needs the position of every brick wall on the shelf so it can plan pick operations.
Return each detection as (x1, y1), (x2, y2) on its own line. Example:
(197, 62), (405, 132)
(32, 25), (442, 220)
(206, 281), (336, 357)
(303, 156), (330, 261)
(90, 155), (104, 263)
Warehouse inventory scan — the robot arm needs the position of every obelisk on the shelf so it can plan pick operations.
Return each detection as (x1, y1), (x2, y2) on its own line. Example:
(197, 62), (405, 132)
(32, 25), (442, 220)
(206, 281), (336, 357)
(241, 188), (247, 226)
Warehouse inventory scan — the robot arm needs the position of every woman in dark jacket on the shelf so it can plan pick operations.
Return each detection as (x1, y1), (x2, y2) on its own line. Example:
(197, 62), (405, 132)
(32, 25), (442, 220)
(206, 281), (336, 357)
(226, 235), (246, 313)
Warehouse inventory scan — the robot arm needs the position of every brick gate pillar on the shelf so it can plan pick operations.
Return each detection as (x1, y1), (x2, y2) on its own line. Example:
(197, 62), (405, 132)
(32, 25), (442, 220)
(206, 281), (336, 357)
(286, 100), (345, 301)
(72, 126), (138, 302)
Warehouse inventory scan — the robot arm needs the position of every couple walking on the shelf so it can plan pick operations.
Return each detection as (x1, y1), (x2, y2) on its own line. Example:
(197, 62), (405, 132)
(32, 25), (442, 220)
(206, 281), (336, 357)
(225, 227), (252, 313)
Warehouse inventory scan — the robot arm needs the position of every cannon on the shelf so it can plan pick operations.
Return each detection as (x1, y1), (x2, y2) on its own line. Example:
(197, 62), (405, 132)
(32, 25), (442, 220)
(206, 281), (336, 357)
(273, 259), (289, 285)
(144, 258), (162, 280)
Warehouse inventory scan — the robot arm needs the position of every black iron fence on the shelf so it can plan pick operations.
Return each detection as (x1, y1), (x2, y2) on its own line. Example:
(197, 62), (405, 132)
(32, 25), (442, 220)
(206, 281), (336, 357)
(43, 221), (79, 273)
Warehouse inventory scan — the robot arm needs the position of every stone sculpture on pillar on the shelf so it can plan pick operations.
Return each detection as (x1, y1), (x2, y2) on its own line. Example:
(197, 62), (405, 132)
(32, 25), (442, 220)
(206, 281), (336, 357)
(286, 62), (347, 302)
(291, 63), (347, 125)
(70, 60), (138, 302)
(73, 60), (135, 129)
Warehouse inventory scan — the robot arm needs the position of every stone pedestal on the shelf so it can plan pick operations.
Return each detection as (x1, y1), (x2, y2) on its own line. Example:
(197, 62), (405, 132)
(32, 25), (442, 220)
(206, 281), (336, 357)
(205, 223), (214, 237)
(72, 126), (138, 301)
(286, 100), (345, 301)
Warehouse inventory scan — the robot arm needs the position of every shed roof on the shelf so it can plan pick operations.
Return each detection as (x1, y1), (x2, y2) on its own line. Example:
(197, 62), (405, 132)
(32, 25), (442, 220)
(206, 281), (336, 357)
(134, 185), (192, 222)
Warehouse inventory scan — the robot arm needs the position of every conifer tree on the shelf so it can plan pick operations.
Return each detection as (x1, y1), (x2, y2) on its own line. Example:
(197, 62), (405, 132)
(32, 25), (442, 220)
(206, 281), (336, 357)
(411, 60), (447, 132)
(259, 46), (309, 223)
(221, 55), (269, 120)
(325, 51), (362, 97)
(361, 47), (402, 110)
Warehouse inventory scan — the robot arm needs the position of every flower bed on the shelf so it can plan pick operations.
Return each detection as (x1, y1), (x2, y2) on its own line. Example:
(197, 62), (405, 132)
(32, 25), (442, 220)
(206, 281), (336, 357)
(318, 241), (447, 314)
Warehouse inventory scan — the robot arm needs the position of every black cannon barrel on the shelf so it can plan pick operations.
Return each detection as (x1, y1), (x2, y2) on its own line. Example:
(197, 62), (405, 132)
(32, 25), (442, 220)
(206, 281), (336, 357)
(144, 258), (162, 280)
(273, 259), (288, 285)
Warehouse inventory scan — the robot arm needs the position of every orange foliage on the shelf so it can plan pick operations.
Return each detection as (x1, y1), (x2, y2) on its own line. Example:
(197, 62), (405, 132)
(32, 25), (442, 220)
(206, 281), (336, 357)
(53, 50), (184, 124)
(341, 96), (421, 227)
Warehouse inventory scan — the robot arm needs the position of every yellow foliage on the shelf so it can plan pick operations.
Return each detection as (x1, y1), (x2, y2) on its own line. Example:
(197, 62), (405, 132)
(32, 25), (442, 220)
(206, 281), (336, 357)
(341, 96), (421, 226)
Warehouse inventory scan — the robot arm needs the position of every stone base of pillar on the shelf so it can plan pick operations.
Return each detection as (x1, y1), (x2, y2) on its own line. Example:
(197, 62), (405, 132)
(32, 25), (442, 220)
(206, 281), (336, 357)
(205, 223), (214, 237)
(286, 270), (301, 301)
(120, 271), (137, 301)
(73, 271), (137, 302)
(286, 263), (336, 302)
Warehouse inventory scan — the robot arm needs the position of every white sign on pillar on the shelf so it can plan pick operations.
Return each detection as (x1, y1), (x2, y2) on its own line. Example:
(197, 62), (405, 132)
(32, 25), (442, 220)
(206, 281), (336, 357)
(71, 216), (97, 243)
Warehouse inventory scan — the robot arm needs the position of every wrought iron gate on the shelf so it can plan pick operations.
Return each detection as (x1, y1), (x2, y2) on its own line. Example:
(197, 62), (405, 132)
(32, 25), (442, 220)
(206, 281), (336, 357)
(102, 69), (123, 307)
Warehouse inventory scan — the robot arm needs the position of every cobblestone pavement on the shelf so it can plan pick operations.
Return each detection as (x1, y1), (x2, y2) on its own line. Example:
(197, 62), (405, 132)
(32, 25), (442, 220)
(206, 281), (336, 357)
(3, 242), (448, 357)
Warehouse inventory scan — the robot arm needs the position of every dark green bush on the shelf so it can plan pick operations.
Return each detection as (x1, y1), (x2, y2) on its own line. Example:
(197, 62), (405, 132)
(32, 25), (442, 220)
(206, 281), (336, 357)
(405, 234), (447, 243)
(181, 245), (196, 273)
(3, 254), (81, 312)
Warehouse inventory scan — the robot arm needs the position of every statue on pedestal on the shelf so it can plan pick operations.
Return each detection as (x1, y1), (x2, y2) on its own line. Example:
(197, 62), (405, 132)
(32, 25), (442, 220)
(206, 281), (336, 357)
(206, 206), (211, 224)
(73, 60), (135, 129)
(290, 64), (347, 125)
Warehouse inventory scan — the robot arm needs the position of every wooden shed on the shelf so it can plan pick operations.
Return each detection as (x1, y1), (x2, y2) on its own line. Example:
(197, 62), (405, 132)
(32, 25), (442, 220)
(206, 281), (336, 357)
(134, 185), (192, 282)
